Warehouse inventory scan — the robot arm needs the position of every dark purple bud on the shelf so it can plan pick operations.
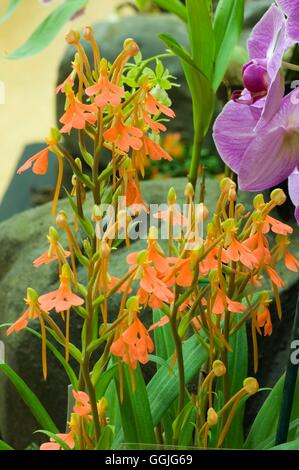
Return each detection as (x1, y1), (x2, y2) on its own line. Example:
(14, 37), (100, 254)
(242, 60), (269, 94)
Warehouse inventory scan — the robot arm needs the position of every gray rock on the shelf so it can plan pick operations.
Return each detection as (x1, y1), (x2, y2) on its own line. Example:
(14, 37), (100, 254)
(56, 14), (193, 160)
(0, 176), (298, 448)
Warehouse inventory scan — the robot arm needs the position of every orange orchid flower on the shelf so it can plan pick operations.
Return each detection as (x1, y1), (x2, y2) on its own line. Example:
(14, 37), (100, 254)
(73, 390), (92, 418)
(38, 265), (84, 313)
(110, 317), (154, 369)
(104, 114), (143, 152)
(17, 146), (50, 175)
(6, 289), (40, 336)
(143, 135), (172, 161)
(142, 110), (167, 133)
(257, 306), (272, 336)
(55, 74), (74, 94)
(60, 94), (97, 133)
(225, 237), (258, 269)
(148, 315), (170, 332)
(125, 174), (149, 215)
(33, 229), (70, 267)
(144, 93), (175, 118)
(212, 287), (246, 315)
(274, 235), (299, 272)
(86, 60), (124, 108)
(266, 266), (285, 288)
(262, 215), (293, 236)
(40, 432), (75, 451)
(154, 205), (187, 228)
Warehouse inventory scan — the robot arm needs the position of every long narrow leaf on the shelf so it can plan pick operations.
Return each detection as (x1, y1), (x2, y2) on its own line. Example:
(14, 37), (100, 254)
(114, 364), (156, 446)
(153, 0), (187, 22)
(8, 0), (88, 59)
(0, 439), (14, 450)
(213, 0), (244, 89)
(186, 0), (215, 79)
(0, 364), (58, 433)
(0, 0), (21, 25)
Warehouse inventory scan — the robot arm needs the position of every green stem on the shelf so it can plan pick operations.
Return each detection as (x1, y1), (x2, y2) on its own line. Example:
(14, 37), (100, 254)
(275, 295), (299, 445)
(188, 125), (202, 190)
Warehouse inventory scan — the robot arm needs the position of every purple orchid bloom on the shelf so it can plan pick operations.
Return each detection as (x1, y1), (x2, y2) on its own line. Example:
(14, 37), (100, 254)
(213, 87), (299, 191)
(288, 169), (299, 223)
(234, 4), (290, 128)
(276, 0), (299, 42)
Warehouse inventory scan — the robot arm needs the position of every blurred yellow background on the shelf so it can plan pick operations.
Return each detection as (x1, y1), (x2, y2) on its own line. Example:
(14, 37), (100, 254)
(0, 0), (122, 201)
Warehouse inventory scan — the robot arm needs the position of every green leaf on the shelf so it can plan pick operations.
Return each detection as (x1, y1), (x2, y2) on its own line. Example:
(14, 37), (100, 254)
(94, 363), (118, 397)
(224, 314), (248, 448)
(244, 374), (299, 449)
(96, 425), (115, 450)
(153, 0), (187, 22)
(0, 0), (21, 25)
(269, 438), (299, 450)
(148, 334), (208, 425)
(0, 364), (58, 433)
(153, 309), (174, 363)
(159, 33), (215, 134)
(8, 0), (88, 59)
(186, 0), (215, 80)
(173, 401), (196, 447)
(114, 364), (156, 446)
(213, 0), (244, 90)
(0, 439), (14, 450)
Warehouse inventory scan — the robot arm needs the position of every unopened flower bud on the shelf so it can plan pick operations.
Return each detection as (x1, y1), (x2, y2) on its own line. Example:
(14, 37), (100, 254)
(56, 211), (68, 228)
(92, 205), (102, 222)
(243, 377), (259, 395)
(184, 182), (194, 199)
(220, 177), (236, 193)
(49, 226), (59, 241)
(235, 203), (245, 217)
(72, 175), (77, 187)
(212, 360), (226, 377)
(75, 157), (83, 172)
(97, 397), (108, 425)
(65, 30), (80, 45)
(123, 38), (139, 57)
(270, 188), (286, 206)
(207, 408), (218, 427)
(253, 194), (265, 209)
(46, 128), (61, 146)
(83, 239), (92, 257)
(126, 296), (140, 313)
(228, 188), (237, 202)
(168, 187), (177, 205)
(83, 26), (93, 41)
(27, 288), (39, 303)
(222, 218), (235, 231)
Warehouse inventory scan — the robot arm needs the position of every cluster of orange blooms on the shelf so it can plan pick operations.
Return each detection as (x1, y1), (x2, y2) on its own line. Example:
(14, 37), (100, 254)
(8, 28), (299, 449)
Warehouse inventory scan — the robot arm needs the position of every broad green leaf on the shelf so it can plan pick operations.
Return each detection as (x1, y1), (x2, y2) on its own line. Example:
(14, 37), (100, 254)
(8, 0), (88, 59)
(213, 0), (244, 89)
(269, 438), (299, 450)
(173, 401), (196, 447)
(186, 0), (215, 80)
(114, 363), (155, 446)
(153, 0), (187, 22)
(94, 363), (118, 397)
(0, 439), (14, 450)
(148, 334), (208, 425)
(159, 33), (215, 134)
(0, 364), (58, 433)
(96, 425), (115, 450)
(244, 374), (299, 449)
(0, 0), (21, 25)
(224, 314), (248, 448)
(37, 430), (71, 450)
(153, 309), (174, 363)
